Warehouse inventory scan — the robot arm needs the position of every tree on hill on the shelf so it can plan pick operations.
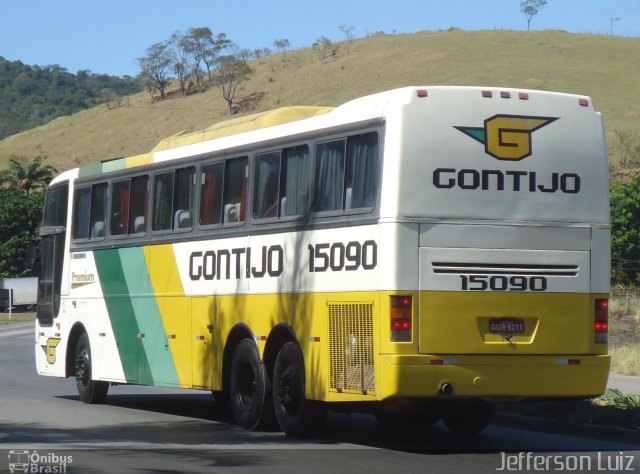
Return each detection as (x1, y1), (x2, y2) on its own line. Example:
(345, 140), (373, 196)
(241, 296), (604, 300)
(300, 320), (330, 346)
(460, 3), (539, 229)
(137, 42), (173, 100)
(521, 0), (548, 31)
(214, 55), (253, 115)
(0, 155), (57, 195)
(169, 31), (193, 96)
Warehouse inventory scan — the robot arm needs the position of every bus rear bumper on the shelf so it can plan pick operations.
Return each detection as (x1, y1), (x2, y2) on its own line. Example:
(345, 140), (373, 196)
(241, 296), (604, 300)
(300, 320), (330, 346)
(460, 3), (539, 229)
(379, 354), (611, 400)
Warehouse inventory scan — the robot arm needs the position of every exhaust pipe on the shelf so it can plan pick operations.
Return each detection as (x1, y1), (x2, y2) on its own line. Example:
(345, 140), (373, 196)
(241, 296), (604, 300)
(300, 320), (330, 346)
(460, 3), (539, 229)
(439, 381), (453, 396)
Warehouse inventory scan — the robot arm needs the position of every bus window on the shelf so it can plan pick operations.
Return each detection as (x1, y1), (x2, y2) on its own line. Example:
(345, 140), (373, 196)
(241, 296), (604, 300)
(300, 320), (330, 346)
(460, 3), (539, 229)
(89, 183), (108, 238)
(72, 187), (91, 239)
(313, 133), (378, 213)
(313, 139), (346, 212)
(42, 184), (69, 228)
(111, 179), (129, 235)
(223, 157), (248, 224)
(130, 176), (148, 234)
(153, 172), (174, 231)
(345, 132), (378, 209)
(200, 162), (224, 226)
(111, 176), (148, 236)
(72, 183), (107, 240)
(253, 151), (280, 219)
(254, 146), (309, 220)
(174, 167), (196, 229)
(281, 145), (309, 217)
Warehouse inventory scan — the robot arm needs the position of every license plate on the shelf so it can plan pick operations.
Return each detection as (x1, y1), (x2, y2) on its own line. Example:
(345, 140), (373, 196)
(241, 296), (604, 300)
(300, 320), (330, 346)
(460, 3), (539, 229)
(489, 318), (525, 334)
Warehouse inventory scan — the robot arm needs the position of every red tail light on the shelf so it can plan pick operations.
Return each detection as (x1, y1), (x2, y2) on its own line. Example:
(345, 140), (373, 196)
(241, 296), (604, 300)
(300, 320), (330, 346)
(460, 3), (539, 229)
(594, 298), (608, 343)
(391, 295), (412, 342)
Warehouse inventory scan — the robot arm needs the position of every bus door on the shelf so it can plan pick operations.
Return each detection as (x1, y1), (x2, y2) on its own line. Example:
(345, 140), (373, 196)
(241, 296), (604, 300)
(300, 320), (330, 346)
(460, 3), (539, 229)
(38, 184), (69, 326)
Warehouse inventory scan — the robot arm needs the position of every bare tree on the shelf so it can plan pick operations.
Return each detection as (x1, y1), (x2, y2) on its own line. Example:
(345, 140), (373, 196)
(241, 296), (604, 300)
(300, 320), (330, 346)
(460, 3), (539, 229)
(203, 33), (232, 82)
(273, 38), (290, 54)
(339, 25), (356, 50)
(215, 55), (253, 115)
(520, 0), (548, 31)
(186, 27), (215, 89)
(314, 36), (339, 60)
(169, 31), (192, 96)
(137, 41), (173, 100)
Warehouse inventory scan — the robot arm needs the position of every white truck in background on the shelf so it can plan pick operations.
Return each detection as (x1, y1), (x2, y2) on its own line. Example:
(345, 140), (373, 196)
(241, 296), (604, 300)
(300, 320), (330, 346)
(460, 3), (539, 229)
(0, 277), (37, 311)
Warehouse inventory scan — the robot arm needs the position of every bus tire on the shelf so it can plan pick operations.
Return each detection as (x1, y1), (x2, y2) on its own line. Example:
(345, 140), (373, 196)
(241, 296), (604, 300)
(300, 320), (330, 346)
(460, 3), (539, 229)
(229, 339), (275, 430)
(74, 332), (108, 404)
(442, 399), (494, 435)
(272, 341), (326, 437)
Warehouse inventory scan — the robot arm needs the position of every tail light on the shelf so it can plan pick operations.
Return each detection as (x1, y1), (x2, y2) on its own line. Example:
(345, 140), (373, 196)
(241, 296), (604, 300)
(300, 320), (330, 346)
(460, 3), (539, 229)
(594, 298), (608, 343)
(391, 295), (412, 342)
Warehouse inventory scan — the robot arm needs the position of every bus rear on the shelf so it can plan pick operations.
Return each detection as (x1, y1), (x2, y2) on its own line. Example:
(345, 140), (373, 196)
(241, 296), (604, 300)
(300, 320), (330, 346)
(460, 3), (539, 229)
(377, 87), (609, 413)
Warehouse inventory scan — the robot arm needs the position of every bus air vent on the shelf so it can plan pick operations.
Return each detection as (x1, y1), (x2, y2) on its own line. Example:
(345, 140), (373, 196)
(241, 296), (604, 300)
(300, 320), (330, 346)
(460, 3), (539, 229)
(328, 303), (375, 395)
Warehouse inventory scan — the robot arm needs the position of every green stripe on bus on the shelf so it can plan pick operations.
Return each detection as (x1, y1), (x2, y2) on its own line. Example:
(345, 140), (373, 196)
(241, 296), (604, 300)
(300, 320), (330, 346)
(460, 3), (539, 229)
(77, 158), (126, 178)
(94, 248), (146, 383)
(94, 247), (180, 386)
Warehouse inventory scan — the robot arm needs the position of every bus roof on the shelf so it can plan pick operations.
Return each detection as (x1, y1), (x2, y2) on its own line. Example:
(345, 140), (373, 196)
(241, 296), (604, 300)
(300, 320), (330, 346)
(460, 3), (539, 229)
(75, 105), (333, 179)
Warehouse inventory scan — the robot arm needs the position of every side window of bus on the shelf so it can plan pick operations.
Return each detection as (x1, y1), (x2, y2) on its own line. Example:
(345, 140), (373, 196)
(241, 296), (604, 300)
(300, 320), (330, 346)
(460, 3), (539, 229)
(254, 145), (309, 220)
(72, 184), (107, 240)
(346, 132), (378, 209)
(313, 140), (345, 212)
(313, 133), (378, 213)
(222, 157), (248, 224)
(199, 162), (224, 226)
(110, 176), (149, 236)
(153, 167), (196, 231)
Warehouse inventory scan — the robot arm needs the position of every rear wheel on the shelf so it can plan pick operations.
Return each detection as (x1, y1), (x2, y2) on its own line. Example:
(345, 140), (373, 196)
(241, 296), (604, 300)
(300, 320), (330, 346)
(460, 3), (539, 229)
(441, 399), (494, 435)
(272, 341), (326, 437)
(229, 339), (276, 430)
(74, 332), (108, 404)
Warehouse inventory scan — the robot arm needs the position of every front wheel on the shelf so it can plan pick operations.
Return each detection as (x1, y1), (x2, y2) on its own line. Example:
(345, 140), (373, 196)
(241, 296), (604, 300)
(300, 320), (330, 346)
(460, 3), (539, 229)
(74, 332), (108, 404)
(272, 342), (326, 437)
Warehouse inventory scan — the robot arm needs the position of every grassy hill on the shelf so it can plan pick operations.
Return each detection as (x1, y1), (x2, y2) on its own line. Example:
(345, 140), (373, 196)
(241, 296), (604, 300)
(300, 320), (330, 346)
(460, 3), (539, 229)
(1, 29), (638, 173)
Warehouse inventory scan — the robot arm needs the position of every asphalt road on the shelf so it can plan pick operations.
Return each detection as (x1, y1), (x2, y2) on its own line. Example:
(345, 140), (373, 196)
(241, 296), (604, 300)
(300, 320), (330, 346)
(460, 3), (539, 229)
(1, 322), (639, 474)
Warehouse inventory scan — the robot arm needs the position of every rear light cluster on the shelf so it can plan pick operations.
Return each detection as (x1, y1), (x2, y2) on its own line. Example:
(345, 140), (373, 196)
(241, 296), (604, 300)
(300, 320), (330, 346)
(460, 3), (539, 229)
(594, 298), (608, 343)
(391, 295), (412, 342)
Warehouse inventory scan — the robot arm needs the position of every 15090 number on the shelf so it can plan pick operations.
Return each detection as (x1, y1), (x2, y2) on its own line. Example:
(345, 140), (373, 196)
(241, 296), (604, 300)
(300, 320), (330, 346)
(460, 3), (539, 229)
(459, 275), (547, 292)
(308, 240), (377, 272)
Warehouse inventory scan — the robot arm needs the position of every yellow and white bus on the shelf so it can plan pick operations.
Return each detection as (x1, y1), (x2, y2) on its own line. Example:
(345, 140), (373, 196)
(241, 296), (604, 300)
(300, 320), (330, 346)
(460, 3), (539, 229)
(35, 86), (610, 435)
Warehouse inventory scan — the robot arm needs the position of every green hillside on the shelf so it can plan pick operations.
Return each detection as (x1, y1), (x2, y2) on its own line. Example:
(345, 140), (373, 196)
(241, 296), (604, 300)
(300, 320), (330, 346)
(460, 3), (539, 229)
(1, 29), (638, 173)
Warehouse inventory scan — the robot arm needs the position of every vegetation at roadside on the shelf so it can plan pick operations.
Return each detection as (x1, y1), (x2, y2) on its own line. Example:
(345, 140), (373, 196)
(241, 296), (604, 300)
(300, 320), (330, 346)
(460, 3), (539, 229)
(498, 389), (640, 431)
(0, 156), (52, 278)
(0, 312), (36, 325)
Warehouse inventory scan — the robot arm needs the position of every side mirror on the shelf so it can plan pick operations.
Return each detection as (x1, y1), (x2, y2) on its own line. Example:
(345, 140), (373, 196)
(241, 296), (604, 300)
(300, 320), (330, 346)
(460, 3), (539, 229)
(26, 240), (38, 269)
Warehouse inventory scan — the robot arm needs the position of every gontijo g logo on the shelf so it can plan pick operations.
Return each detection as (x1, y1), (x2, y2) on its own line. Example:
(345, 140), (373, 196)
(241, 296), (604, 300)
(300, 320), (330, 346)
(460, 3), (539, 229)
(455, 115), (558, 161)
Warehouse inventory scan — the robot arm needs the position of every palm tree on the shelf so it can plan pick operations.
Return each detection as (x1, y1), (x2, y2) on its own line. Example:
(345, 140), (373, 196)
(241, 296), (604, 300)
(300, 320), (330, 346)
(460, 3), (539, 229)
(0, 155), (58, 194)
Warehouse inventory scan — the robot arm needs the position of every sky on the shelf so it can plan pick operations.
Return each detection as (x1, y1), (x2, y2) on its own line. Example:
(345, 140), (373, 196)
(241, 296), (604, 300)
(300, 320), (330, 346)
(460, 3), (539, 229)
(0, 0), (638, 77)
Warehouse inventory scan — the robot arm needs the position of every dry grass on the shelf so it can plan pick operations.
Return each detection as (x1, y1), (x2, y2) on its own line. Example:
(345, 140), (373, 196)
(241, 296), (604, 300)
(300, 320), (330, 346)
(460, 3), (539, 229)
(0, 311), (35, 325)
(1, 29), (639, 172)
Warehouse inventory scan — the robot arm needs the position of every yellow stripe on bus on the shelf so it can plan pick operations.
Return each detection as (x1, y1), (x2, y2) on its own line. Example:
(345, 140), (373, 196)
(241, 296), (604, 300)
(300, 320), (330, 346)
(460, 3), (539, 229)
(145, 244), (192, 387)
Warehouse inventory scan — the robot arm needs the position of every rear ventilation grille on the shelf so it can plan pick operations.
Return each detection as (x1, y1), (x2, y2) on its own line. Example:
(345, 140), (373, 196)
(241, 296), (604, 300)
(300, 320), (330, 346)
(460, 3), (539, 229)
(328, 303), (375, 395)
(432, 262), (579, 277)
